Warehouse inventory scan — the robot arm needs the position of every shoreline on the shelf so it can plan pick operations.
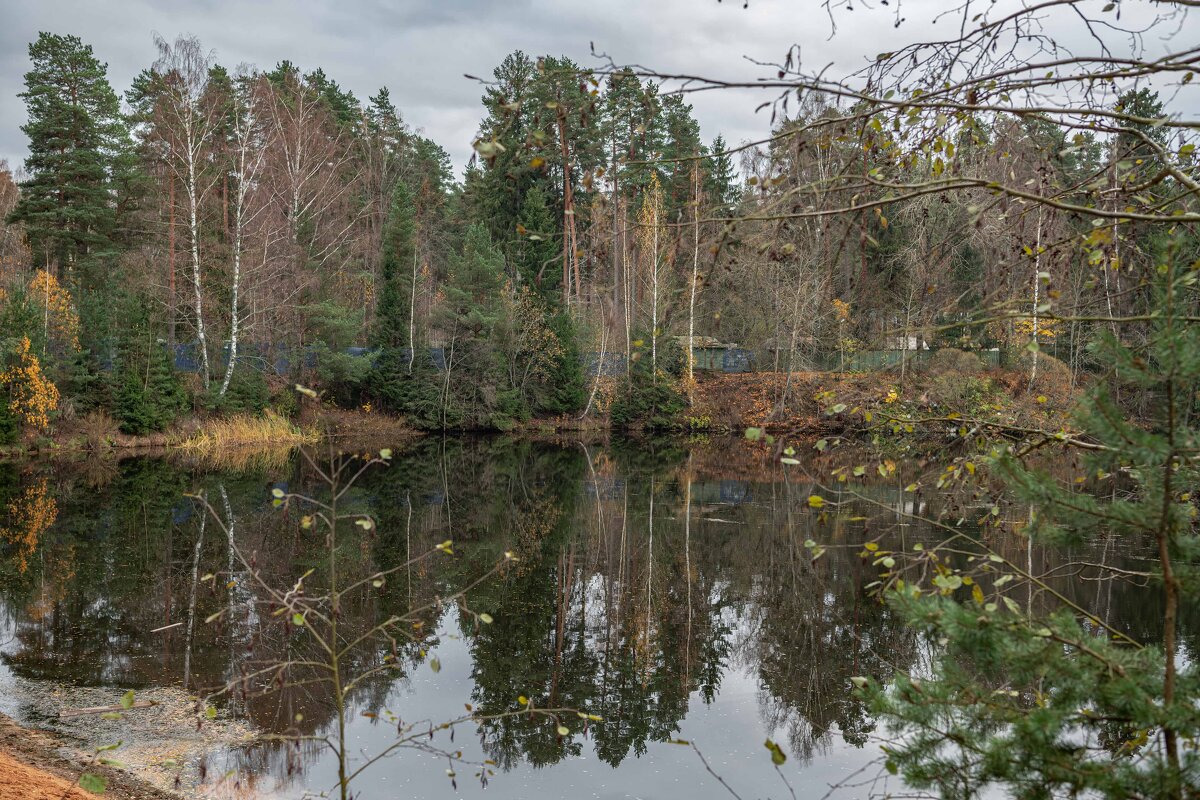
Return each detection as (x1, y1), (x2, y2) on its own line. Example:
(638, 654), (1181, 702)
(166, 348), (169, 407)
(0, 710), (178, 799)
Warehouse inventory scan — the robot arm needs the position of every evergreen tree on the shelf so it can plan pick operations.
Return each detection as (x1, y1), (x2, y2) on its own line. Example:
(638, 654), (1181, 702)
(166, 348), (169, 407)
(366, 179), (444, 425)
(440, 224), (514, 428)
(113, 301), (186, 434)
(859, 244), (1200, 798)
(704, 134), (739, 214)
(8, 33), (126, 286)
(514, 184), (558, 296)
(374, 181), (417, 349)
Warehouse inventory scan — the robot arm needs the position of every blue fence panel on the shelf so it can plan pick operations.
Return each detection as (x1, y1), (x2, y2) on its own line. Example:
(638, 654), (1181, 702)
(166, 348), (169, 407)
(722, 348), (755, 373)
(173, 343), (202, 373)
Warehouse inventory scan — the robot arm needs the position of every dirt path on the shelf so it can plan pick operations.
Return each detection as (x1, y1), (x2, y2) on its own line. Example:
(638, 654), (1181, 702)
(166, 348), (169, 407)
(0, 712), (176, 799)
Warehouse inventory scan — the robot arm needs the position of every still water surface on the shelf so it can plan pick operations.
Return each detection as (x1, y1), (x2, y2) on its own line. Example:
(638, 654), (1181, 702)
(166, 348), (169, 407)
(0, 438), (1183, 799)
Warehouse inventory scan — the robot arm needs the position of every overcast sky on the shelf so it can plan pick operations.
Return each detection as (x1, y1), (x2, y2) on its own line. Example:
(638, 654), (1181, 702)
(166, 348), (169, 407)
(1, 0), (1195, 178)
(0, 0), (937, 177)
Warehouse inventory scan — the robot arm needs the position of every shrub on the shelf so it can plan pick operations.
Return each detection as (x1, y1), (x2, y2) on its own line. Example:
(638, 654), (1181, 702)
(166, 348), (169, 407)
(0, 398), (16, 445)
(207, 368), (270, 416)
(924, 348), (985, 377)
(114, 336), (186, 435)
(927, 373), (993, 410)
(610, 372), (686, 430)
(310, 342), (371, 408)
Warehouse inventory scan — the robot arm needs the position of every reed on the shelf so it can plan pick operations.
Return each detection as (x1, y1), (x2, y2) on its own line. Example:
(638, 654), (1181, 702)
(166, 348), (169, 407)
(177, 410), (319, 454)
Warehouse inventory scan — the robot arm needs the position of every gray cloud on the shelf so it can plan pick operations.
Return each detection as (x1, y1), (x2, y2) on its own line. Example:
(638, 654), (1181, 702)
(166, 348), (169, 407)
(2, 0), (1195, 178)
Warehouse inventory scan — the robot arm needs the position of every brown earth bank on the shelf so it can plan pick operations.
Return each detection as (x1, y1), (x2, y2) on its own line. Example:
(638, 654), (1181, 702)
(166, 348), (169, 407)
(0, 712), (175, 800)
(685, 355), (1080, 438)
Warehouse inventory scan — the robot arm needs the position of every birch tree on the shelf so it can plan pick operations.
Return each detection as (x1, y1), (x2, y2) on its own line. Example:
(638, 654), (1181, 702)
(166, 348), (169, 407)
(218, 72), (271, 396)
(150, 34), (221, 389)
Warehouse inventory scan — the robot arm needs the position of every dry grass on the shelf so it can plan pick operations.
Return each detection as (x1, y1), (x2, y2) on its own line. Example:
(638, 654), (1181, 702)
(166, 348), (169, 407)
(176, 410), (319, 454)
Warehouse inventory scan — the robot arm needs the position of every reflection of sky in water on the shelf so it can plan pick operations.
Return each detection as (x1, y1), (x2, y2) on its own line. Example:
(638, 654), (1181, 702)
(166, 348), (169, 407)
(236, 608), (886, 800)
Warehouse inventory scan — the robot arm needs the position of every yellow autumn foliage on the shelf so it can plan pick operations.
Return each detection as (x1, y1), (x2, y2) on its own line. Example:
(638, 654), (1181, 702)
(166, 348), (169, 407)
(28, 269), (81, 352)
(1, 337), (59, 431)
(0, 478), (57, 574)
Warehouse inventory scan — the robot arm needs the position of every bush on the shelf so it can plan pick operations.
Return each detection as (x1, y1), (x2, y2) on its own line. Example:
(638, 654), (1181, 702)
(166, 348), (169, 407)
(310, 343), (371, 408)
(270, 385), (300, 419)
(610, 372), (687, 430)
(0, 399), (16, 445)
(927, 373), (993, 410)
(1021, 352), (1073, 397)
(114, 342), (186, 435)
(923, 348), (985, 377)
(365, 346), (444, 429)
(206, 368), (270, 416)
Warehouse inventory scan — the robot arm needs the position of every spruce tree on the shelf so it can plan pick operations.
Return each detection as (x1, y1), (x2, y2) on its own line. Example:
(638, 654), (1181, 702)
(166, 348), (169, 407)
(515, 184), (558, 297)
(374, 181), (417, 349)
(114, 301), (185, 435)
(367, 180), (442, 424)
(704, 135), (739, 214)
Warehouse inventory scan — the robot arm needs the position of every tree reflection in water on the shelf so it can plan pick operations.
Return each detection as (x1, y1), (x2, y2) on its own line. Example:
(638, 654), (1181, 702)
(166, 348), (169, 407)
(0, 439), (1184, 797)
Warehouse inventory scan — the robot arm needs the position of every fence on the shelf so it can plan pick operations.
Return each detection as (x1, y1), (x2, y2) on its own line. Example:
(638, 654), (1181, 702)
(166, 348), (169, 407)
(158, 342), (1003, 378)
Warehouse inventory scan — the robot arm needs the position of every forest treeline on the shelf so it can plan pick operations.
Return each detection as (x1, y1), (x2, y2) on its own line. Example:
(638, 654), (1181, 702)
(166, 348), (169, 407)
(0, 30), (1191, 439)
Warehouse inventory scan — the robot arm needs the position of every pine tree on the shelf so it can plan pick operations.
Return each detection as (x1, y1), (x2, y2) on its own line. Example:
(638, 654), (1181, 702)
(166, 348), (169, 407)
(8, 33), (125, 286)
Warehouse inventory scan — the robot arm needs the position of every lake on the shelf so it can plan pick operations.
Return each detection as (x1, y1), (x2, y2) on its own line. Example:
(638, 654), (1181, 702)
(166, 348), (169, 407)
(0, 437), (1185, 799)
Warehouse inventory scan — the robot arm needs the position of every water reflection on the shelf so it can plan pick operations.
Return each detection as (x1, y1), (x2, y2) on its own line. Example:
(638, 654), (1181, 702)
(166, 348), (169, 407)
(0, 439), (1189, 799)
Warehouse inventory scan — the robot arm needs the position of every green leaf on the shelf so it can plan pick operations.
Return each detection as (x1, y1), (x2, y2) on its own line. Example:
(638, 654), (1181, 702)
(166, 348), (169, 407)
(744, 427), (763, 442)
(379, 448), (393, 460)
(205, 705), (217, 720)
(79, 773), (107, 794)
(808, 495), (826, 509)
(429, 656), (441, 673)
(556, 725), (570, 736)
(479, 613), (494, 624)
(119, 690), (135, 710)
(271, 488), (285, 499)
(292, 613), (306, 626)
(764, 738), (787, 765)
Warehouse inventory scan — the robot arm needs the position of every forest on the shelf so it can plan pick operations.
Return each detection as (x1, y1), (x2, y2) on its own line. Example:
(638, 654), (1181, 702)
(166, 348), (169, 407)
(2, 7), (1190, 443)
(1, 1), (1200, 797)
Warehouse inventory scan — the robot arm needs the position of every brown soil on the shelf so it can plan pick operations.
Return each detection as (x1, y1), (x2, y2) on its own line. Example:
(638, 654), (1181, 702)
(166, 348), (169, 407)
(0, 712), (175, 800)
(688, 365), (1078, 436)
